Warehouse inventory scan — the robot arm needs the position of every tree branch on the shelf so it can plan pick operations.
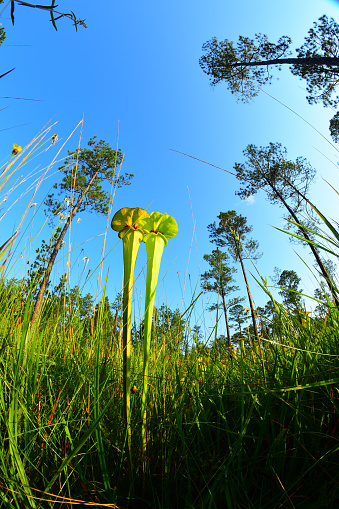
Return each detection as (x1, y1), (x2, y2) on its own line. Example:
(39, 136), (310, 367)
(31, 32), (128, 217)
(229, 56), (339, 69)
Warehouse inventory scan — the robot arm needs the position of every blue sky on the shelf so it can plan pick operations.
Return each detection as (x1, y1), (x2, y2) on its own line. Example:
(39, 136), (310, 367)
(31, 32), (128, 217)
(1, 0), (339, 336)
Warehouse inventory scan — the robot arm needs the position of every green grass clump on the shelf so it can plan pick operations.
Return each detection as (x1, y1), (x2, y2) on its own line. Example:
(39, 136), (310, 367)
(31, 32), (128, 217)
(0, 274), (338, 508)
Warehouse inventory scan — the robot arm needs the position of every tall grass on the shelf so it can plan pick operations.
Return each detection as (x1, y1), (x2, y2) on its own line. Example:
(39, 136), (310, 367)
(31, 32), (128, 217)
(0, 274), (338, 507)
(0, 138), (339, 507)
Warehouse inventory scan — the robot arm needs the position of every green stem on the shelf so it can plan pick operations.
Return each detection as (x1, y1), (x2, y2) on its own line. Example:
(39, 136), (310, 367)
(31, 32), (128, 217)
(121, 228), (144, 481)
(142, 235), (165, 478)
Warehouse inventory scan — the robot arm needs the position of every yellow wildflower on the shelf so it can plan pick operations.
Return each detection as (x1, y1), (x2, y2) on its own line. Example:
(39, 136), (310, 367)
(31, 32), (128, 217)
(12, 143), (22, 155)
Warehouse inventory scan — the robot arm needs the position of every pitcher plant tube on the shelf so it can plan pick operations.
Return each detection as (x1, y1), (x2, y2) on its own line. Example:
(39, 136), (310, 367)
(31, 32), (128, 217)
(138, 211), (178, 478)
(111, 206), (149, 477)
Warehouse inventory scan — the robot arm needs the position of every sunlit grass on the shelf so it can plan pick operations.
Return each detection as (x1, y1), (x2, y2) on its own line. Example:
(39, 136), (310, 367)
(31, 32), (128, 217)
(1, 275), (338, 507)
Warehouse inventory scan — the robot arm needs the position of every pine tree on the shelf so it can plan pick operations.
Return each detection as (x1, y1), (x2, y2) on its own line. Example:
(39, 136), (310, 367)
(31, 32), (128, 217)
(31, 137), (132, 325)
(201, 248), (242, 348)
(208, 211), (262, 342)
(234, 142), (339, 308)
(199, 15), (339, 141)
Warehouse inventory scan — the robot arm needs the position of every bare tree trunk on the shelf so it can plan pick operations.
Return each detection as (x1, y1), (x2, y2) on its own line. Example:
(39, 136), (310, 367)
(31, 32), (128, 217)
(238, 253), (260, 342)
(31, 169), (102, 326)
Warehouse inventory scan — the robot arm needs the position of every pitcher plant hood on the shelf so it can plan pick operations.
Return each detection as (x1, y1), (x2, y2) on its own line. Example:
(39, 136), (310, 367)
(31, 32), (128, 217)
(111, 207), (149, 239)
(139, 211), (178, 246)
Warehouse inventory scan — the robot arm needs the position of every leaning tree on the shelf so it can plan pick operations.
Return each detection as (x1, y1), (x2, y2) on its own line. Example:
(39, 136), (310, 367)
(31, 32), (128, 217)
(31, 137), (133, 325)
(233, 142), (339, 308)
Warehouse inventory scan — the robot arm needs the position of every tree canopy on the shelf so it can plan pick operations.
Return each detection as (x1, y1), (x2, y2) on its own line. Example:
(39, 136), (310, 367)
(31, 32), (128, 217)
(234, 142), (317, 233)
(199, 15), (339, 140)
(208, 210), (261, 263)
(201, 249), (239, 304)
(45, 137), (132, 219)
(274, 268), (303, 311)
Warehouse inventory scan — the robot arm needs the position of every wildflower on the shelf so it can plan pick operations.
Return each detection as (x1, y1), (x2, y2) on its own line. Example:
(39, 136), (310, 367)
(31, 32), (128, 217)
(12, 143), (22, 155)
